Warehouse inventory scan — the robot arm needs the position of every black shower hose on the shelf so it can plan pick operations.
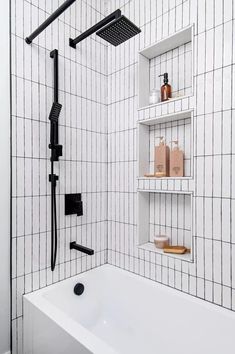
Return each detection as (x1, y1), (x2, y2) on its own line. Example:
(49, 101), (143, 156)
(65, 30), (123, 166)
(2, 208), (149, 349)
(51, 160), (57, 271)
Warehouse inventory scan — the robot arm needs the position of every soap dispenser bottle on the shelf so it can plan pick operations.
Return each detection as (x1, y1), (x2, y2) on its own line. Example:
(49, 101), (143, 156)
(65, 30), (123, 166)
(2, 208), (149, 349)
(169, 140), (184, 177)
(154, 137), (170, 177)
(159, 73), (172, 102)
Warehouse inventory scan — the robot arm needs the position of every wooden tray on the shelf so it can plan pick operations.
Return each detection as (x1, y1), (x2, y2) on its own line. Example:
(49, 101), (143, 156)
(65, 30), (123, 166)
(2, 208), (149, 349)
(163, 246), (187, 254)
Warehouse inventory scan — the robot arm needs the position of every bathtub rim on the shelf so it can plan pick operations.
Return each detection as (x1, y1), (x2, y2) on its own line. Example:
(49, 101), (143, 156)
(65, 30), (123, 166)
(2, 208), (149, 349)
(24, 264), (235, 319)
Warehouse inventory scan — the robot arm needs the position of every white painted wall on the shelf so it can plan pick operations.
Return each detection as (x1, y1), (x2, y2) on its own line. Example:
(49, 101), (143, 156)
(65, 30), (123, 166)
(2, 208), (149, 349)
(0, 1), (11, 353)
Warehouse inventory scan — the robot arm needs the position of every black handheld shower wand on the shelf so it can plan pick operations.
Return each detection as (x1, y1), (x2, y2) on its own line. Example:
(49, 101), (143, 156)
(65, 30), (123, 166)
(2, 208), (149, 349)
(49, 49), (62, 271)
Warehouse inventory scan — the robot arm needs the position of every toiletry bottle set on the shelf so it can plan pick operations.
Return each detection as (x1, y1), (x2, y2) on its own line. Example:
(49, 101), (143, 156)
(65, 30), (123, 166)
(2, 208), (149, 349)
(145, 138), (184, 178)
(149, 72), (172, 105)
(145, 74), (184, 178)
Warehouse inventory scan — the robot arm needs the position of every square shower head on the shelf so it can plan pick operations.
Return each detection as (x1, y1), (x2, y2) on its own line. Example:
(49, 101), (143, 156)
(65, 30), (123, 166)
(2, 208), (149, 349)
(96, 15), (141, 46)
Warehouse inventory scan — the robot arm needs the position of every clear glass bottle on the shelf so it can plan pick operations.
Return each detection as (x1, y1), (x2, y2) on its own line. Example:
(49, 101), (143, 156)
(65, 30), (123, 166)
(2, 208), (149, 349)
(149, 88), (160, 105)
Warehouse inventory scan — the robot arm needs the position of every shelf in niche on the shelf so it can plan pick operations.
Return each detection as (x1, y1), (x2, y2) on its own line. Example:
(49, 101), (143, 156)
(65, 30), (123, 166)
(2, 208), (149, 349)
(137, 177), (194, 194)
(138, 109), (193, 125)
(137, 190), (193, 263)
(138, 110), (194, 180)
(138, 25), (194, 110)
(137, 189), (193, 195)
(138, 242), (192, 262)
(138, 96), (195, 122)
(138, 95), (192, 113)
(137, 177), (192, 180)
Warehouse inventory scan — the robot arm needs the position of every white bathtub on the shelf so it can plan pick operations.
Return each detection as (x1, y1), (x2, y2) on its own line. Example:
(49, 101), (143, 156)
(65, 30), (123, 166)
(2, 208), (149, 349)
(23, 265), (235, 354)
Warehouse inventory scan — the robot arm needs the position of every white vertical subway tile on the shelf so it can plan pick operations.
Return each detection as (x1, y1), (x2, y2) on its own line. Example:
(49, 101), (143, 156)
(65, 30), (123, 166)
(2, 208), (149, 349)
(214, 25), (223, 69)
(205, 71), (213, 114)
(205, 280), (213, 302)
(223, 0), (233, 23)
(215, 0), (223, 27)
(222, 66), (232, 110)
(221, 199), (231, 242)
(222, 242), (231, 287)
(205, 29), (214, 72)
(206, 0), (214, 30)
(213, 198), (222, 241)
(197, 0), (206, 33)
(213, 241), (222, 283)
(196, 74), (205, 115)
(222, 286), (232, 310)
(214, 283), (222, 306)
(205, 239), (213, 281)
(213, 68), (222, 112)
(223, 21), (233, 67)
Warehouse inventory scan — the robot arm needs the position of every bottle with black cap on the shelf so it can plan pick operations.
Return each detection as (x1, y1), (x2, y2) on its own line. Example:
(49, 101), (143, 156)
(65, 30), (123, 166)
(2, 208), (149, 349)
(159, 73), (172, 102)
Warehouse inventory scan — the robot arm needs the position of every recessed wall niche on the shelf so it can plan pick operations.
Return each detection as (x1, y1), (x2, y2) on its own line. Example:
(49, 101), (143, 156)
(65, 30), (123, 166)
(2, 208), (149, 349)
(137, 190), (193, 262)
(138, 110), (193, 179)
(138, 25), (194, 109)
(149, 42), (192, 98)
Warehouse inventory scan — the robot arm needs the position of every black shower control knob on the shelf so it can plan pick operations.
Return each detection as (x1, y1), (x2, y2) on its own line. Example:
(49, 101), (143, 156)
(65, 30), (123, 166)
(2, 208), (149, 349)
(65, 194), (83, 216)
(74, 283), (84, 296)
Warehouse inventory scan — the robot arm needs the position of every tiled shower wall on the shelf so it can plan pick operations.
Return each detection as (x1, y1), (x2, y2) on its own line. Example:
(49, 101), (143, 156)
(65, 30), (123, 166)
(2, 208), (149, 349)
(11, 0), (235, 352)
(107, 0), (235, 311)
(11, 1), (108, 352)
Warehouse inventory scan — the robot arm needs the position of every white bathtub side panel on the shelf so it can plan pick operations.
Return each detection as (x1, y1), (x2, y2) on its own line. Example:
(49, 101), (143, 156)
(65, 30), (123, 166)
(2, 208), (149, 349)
(23, 266), (235, 354)
(23, 300), (92, 354)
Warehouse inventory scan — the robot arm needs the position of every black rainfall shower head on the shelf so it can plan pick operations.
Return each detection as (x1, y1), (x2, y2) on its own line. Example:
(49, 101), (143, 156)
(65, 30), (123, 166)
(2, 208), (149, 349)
(96, 15), (141, 46)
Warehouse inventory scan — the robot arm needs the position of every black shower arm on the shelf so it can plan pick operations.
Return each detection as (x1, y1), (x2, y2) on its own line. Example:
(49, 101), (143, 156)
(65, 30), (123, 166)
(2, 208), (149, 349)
(25, 0), (76, 44)
(69, 9), (121, 48)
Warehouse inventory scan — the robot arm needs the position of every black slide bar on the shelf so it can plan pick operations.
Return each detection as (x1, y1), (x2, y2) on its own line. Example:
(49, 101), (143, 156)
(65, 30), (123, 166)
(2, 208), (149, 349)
(49, 49), (63, 271)
(69, 9), (121, 48)
(25, 0), (76, 44)
(50, 49), (59, 103)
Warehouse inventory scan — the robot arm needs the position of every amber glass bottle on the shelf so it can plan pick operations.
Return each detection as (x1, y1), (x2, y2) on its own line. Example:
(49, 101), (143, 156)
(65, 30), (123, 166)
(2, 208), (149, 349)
(159, 73), (172, 102)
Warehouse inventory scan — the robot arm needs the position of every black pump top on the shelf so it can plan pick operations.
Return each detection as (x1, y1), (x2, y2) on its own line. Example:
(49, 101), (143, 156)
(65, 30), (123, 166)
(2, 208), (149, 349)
(159, 72), (169, 84)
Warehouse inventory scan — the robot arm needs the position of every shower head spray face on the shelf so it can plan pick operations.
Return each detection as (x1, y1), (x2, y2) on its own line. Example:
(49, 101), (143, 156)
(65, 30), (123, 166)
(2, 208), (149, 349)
(96, 15), (141, 46)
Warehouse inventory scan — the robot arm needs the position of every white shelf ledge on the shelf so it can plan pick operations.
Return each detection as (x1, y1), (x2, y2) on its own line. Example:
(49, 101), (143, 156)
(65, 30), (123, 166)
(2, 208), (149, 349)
(137, 176), (192, 180)
(137, 177), (194, 194)
(138, 95), (191, 112)
(138, 109), (193, 125)
(138, 242), (193, 262)
(137, 189), (193, 195)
